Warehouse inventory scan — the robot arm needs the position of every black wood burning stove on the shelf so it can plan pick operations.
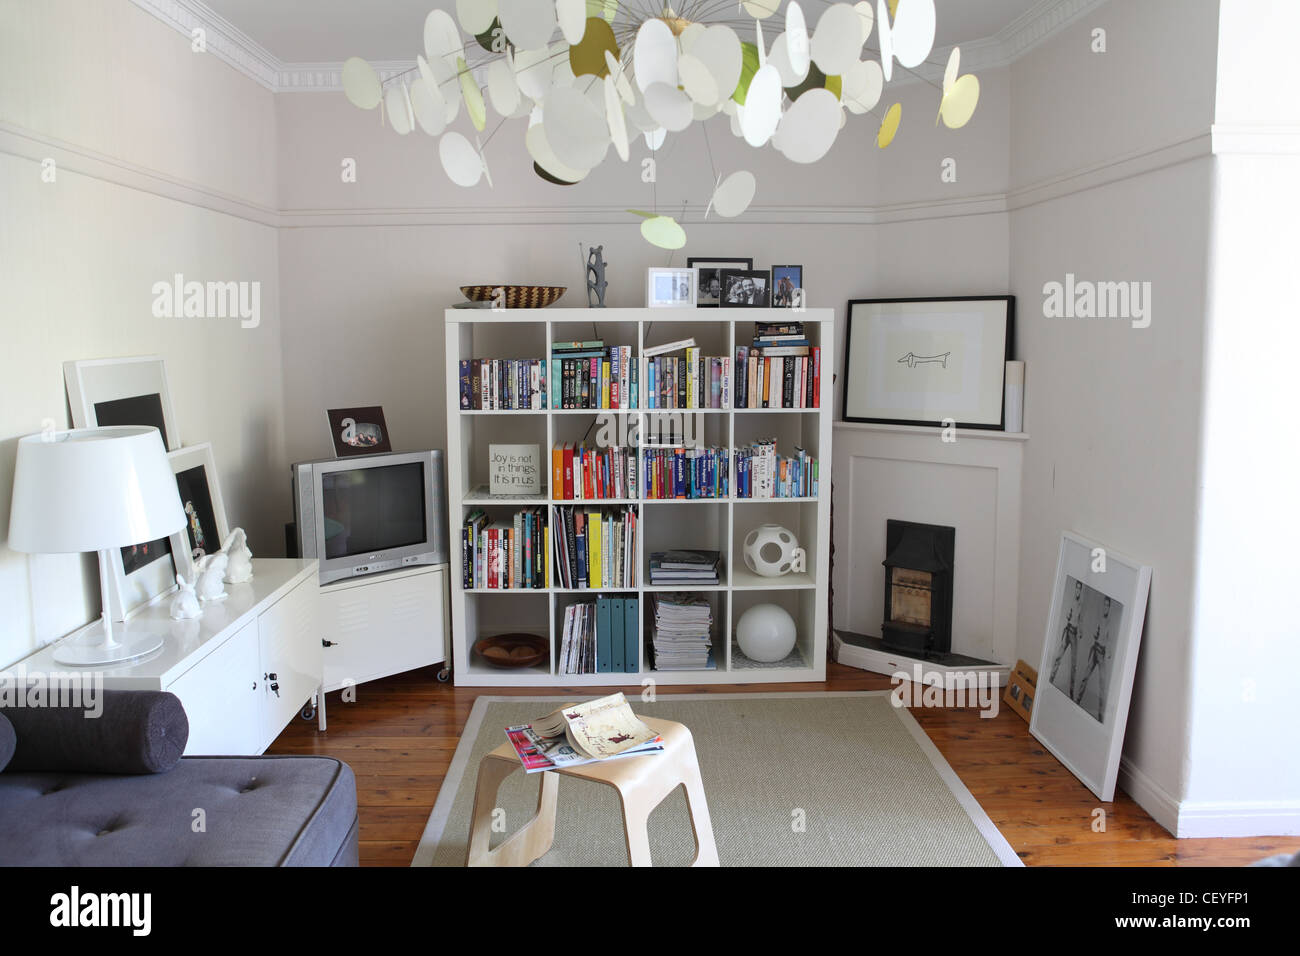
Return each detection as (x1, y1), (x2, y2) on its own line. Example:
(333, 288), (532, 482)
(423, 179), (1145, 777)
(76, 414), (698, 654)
(881, 520), (955, 658)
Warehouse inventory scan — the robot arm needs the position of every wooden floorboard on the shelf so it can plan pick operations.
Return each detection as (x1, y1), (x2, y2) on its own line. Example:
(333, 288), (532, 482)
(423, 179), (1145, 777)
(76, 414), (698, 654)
(266, 662), (1299, 867)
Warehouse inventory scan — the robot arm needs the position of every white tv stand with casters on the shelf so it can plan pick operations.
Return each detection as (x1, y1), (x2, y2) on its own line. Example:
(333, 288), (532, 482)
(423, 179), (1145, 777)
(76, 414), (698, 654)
(317, 563), (451, 692)
(19, 558), (324, 755)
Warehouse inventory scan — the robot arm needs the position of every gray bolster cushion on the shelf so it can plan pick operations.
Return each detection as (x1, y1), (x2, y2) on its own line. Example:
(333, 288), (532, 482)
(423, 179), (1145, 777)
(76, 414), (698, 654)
(0, 712), (14, 772)
(0, 690), (188, 774)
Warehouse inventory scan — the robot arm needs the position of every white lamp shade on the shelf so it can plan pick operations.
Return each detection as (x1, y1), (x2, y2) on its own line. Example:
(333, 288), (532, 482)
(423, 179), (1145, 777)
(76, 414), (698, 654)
(8, 426), (185, 554)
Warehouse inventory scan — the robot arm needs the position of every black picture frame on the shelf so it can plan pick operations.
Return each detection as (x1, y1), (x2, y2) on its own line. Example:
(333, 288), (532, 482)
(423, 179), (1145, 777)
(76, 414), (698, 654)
(841, 295), (1015, 430)
(770, 264), (804, 308)
(327, 406), (393, 457)
(719, 269), (771, 308)
(686, 257), (752, 307)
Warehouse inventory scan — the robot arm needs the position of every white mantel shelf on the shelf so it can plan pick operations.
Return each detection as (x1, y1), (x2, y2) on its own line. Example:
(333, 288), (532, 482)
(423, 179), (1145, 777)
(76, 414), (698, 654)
(834, 421), (1030, 442)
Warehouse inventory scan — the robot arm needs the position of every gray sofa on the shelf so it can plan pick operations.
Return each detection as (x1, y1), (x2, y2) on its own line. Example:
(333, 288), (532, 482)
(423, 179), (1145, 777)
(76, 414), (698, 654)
(0, 690), (358, 866)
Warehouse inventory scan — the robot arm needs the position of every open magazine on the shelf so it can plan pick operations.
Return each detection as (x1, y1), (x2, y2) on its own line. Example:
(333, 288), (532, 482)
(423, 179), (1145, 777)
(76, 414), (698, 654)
(505, 692), (663, 773)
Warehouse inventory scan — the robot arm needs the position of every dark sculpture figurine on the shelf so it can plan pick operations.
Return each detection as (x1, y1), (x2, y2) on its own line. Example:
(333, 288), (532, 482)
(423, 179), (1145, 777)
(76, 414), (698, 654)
(585, 245), (608, 308)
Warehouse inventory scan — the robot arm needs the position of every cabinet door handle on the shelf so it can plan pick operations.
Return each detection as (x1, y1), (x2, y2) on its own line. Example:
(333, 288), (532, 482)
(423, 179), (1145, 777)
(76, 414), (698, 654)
(270, 682), (280, 697)
(252, 682), (257, 690)
(322, 640), (338, 647)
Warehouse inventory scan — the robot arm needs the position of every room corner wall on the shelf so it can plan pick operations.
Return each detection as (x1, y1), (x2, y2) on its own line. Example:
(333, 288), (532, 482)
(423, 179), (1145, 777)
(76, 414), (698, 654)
(1178, 0), (1300, 837)
(1007, 0), (1220, 830)
(0, 0), (287, 667)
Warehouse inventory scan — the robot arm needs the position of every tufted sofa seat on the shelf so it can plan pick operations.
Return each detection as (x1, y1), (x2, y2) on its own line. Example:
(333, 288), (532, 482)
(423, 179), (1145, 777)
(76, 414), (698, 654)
(0, 756), (358, 866)
(0, 692), (358, 867)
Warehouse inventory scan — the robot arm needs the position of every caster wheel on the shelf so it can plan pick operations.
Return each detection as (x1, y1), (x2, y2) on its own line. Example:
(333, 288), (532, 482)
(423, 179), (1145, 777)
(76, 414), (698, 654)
(436, 668), (451, 683)
(300, 704), (316, 721)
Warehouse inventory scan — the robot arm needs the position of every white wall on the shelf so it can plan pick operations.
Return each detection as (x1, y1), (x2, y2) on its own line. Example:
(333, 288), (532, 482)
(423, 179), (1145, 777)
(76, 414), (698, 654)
(1007, 0), (1220, 826)
(1178, 0), (1300, 836)
(0, 0), (287, 666)
(274, 68), (1011, 468)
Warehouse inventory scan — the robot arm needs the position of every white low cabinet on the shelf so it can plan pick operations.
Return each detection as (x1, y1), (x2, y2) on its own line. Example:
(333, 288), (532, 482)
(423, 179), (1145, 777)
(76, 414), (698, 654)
(318, 564), (449, 692)
(21, 559), (322, 756)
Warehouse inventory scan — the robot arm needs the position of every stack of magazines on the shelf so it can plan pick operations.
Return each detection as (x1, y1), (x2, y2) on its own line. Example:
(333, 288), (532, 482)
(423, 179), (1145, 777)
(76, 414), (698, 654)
(648, 550), (720, 585)
(649, 593), (715, 671)
(505, 693), (662, 772)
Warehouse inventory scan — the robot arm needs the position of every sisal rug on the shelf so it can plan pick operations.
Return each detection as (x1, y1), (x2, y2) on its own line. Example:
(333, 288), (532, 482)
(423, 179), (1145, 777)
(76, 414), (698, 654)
(412, 691), (1020, 867)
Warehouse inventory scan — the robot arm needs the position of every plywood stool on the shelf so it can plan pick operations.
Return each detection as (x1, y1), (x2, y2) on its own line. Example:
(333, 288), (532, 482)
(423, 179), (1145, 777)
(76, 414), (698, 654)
(466, 716), (719, 867)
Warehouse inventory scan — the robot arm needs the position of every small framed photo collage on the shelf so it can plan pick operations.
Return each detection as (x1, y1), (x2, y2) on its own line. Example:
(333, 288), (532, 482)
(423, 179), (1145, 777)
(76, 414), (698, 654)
(645, 258), (805, 309)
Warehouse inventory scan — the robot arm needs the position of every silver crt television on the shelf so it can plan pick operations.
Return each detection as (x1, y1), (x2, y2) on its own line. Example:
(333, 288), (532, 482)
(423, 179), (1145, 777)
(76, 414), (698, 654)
(292, 450), (448, 585)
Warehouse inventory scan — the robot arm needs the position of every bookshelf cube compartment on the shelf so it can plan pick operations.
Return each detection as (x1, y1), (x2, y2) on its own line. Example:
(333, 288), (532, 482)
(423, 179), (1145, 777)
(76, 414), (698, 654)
(459, 503), (549, 591)
(551, 414), (640, 501)
(553, 592), (642, 677)
(732, 501), (820, 589)
(641, 414), (729, 501)
(730, 588), (816, 672)
(642, 500), (729, 588)
(462, 592), (552, 678)
(461, 416), (549, 501)
(550, 503), (639, 590)
(644, 589), (727, 674)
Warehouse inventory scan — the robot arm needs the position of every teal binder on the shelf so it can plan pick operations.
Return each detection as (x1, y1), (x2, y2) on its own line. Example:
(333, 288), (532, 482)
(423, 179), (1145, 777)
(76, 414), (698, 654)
(610, 598), (625, 672)
(596, 598), (612, 673)
(624, 597), (639, 673)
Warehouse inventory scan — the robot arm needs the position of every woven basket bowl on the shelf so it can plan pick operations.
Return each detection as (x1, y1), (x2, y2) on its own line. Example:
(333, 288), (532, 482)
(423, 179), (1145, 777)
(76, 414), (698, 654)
(460, 285), (566, 309)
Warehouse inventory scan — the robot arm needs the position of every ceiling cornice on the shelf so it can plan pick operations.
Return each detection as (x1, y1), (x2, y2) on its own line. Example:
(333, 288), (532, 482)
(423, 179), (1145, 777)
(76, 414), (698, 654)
(131, 0), (1112, 94)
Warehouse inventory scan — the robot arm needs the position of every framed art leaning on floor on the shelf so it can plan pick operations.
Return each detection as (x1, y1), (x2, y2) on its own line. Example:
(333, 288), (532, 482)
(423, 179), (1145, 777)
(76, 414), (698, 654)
(1030, 531), (1152, 802)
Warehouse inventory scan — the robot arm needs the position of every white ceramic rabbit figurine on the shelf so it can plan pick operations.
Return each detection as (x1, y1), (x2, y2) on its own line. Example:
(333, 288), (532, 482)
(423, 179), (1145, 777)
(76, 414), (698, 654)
(221, 527), (253, 584)
(169, 572), (202, 620)
(196, 552), (229, 604)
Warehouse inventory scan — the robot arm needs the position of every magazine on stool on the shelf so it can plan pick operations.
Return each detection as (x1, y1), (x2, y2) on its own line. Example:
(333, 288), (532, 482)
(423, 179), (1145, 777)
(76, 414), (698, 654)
(505, 692), (663, 773)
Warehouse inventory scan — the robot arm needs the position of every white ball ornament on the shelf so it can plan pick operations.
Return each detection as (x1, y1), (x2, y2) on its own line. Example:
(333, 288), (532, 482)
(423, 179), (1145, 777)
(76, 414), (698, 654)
(743, 524), (806, 577)
(736, 603), (797, 663)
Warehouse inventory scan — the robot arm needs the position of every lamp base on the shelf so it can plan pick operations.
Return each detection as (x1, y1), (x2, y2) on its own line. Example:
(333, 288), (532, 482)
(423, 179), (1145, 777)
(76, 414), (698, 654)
(52, 628), (165, 666)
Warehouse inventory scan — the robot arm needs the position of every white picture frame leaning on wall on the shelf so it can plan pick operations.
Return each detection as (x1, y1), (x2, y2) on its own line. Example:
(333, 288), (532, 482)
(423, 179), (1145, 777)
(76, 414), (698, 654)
(169, 443), (230, 579)
(65, 356), (185, 620)
(1030, 531), (1152, 802)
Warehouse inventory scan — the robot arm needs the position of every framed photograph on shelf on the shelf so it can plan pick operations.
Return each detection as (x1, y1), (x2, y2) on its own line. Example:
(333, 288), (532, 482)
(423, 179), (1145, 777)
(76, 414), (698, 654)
(686, 257), (753, 307)
(169, 443), (230, 575)
(720, 269), (770, 307)
(646, 267), (696, 308)
(1030, 532), (1152, 802)
(326, 406), (392, 457)
(770, 265), (804, 308)
(841, 296), (1014, 429)
(64, 356), (180, 451)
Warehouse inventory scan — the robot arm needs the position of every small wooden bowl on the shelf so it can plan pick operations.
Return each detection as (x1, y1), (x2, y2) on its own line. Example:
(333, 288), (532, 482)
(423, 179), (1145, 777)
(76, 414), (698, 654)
(475, 633), (549, 669)
(460, 285), (566, 309)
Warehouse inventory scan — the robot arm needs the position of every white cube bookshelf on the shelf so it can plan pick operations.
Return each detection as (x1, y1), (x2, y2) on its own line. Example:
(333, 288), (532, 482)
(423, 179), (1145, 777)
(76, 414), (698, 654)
(445, 307), (833, 686)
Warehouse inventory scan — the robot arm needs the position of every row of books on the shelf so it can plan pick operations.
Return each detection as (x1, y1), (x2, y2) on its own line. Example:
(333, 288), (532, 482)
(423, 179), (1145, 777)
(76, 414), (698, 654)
(550, 505), (638, 590)
(649, 592), (715, 671)
(648, 550), (720, 586)
(643, 446), (730, 500)
(734, 347), (822, 409)
(462, 507), (547, 590)
(734, 440), (820, 499)
(551, 341), (638, 410)
(645, 349), (732, 410)
(557, 599), (641, 675)
(551, 442), (636, 501)
(458, 359), (548, 411)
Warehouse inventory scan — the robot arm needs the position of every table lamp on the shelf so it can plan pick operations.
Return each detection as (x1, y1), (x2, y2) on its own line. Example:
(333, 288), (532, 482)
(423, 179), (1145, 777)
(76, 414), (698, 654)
(8, 426), (186, 665)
